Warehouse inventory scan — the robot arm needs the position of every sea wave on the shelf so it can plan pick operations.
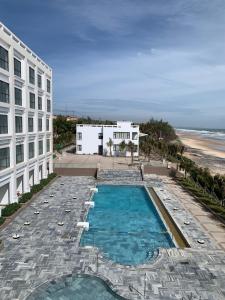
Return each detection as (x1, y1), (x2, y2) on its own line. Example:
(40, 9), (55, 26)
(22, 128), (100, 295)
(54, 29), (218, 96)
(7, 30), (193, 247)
(176, 128), (225, 141)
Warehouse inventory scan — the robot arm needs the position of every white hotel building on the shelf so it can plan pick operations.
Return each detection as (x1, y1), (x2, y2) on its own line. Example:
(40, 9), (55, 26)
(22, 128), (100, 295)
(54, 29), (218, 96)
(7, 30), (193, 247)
(0, 22), (53, 212)
(76, 121), (139, 156)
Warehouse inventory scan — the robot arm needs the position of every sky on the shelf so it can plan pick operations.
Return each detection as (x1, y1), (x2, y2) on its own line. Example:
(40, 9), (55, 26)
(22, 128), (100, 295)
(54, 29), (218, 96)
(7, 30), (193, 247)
(1, 0), (225, 128)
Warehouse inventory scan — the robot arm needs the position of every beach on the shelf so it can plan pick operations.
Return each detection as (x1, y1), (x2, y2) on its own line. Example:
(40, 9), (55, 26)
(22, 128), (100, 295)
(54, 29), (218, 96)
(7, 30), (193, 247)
(176, 129), (225, 175)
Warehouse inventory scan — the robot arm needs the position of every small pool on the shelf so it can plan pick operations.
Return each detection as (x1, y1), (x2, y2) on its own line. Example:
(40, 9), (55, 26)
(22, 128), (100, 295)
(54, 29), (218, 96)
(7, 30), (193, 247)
(26, 274), (124, 300)
(80, 185), (175, 265)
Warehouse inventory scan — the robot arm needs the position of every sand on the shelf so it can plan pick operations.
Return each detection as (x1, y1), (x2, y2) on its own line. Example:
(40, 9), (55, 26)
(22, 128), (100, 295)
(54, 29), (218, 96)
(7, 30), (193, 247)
(176, 131), (225, 175)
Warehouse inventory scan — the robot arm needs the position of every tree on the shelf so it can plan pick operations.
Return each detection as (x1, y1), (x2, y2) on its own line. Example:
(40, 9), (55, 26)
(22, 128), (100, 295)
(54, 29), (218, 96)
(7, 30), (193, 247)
(119, 140), (126, 156)
(127, 141), (136, 164)
(107, 138), (113, 156)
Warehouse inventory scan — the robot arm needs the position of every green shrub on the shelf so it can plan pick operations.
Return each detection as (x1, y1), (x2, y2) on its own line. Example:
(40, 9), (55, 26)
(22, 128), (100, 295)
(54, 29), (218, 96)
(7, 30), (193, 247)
(19, 192), (33, 203)
(0, 217), (5, 226)
(208, 205), (225, 215)
(1, 203), (21, 217)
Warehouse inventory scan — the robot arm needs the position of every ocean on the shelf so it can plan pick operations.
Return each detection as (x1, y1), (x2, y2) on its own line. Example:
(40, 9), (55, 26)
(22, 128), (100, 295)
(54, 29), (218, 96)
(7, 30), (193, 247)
(176, 128), (225, 142)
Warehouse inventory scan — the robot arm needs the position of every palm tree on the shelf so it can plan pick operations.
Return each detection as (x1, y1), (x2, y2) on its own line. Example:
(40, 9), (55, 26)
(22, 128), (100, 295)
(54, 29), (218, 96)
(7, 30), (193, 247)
(107, 138), (113, 156)
(127, 141), (136, 164)
(119, 140), (126, 156)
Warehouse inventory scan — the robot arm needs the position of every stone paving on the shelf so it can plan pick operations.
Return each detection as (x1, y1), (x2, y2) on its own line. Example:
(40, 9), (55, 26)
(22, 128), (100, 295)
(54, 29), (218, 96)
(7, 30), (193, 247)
(0, 174), (225, 300)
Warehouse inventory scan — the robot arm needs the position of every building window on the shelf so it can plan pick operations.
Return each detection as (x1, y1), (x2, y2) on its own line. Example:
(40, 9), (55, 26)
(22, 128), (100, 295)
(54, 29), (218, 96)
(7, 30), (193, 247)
(47, 79), (51, 93)
(15, 88), (22, 106)
(14, 58), (21, 77)
(132, 132), (138, 140)
(15, 116), (23, 133)
(28, 117), (34, 132)
(77, 145), (82, 151)
(38, 74), (42, 88)
(0, 46), (9, 71)
(113, 144), (120, 151)
(39, 140), (43, 155)
(29, 92), (35, 109)
(0, 80), (9, 103)
(16, 144), (24, 164)
(38, 96), (42, 110)
(46, 139), (50, 152)
(0, 147), (10, 170)
(29, 67), (35, 84)
(46, 118), (50, 131)
(0, 115), (8, 134)
(29, 142), (35, 159)
(98, 133), (103, 139)
(113, 132), (130, 139)
(77, 132), (82, 140)
(38, 118), (42, 131)
(47, 99), (51, 112)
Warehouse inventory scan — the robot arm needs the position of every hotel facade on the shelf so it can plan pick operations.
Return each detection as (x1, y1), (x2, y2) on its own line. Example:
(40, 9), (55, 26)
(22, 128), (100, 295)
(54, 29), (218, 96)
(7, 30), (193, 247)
(0, 22), (53, 214)
(76, 121), (139, 156)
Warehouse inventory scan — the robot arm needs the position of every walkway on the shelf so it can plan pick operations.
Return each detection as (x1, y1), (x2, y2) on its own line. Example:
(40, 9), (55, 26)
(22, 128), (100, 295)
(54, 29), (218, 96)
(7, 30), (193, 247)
(0, 174), (224, 300)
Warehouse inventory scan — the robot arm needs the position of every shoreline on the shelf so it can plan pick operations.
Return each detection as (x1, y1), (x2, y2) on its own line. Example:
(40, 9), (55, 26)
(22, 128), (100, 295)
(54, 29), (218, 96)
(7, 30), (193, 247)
(176, 131), (225, 175)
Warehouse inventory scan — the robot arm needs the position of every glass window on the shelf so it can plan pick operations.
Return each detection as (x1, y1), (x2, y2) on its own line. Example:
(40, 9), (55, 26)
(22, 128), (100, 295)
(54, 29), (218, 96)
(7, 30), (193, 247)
(38, 96), (42, 110)
(29, 67), (35, 84)
(29, 142), (35, 159)
(113, 144), (120, 151)
(38, 74), (42, 88)
(47, 79), (51, 93)
(28, 117), (34, 132)
(47, 99), (51, 112)
(132, 132), (138, 140)
(14, 58), (21, 77)
(38, 118), (42, 131)
(15, 116), (23, 133)
(16, 144), (24, 164)
(15, 88), (22, 106)
(77, 132), (82, 140)
(98, 133), (103, 139)
(113, 132), (130, 139)
(77, 145), (82, 151)
(29, 92), (35, 109)
(0, 80), (9, 103)
(46, 118), (50, 131)
(0, 115), (8, 134)
(0, 46), (9, 71)
(46, 139), (50, 152)
(0, 147), (10, 170)
(39, 140), (43, 155)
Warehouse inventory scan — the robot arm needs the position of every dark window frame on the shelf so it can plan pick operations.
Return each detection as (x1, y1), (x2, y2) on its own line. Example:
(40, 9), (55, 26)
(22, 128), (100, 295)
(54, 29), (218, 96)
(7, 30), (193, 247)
(0, 147), (10, 170)
(15, 116), (23, 133)
(29, 142), (35, 159)
(29, 92), (35, 109)
(14, 58), (21, 77)
(0, 46), (9, 71)
(0, 114), (8, 134)
(29, 67), (35, 84)
(0, 80), (9, 103)
(15, 87), (22, 106)
(16, 144), (24, 164)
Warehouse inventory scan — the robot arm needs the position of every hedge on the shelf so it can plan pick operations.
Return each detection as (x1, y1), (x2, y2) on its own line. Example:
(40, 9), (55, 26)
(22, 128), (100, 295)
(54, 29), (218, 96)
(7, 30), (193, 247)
(1, 203), (21, 217)
(0, 217), (5, 226)
(178, 177), (225, 221)
(1, 173), (57, 221)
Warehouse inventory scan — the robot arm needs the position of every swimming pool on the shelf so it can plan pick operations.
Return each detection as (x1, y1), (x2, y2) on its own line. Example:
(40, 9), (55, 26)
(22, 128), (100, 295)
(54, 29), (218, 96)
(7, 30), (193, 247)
(26, 274), (125, 300)
(80, 185), (175, 265)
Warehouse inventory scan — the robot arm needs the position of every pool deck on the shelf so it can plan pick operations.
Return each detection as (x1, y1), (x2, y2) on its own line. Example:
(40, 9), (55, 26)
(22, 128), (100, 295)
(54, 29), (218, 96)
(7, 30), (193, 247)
(0, 174), (225, 300)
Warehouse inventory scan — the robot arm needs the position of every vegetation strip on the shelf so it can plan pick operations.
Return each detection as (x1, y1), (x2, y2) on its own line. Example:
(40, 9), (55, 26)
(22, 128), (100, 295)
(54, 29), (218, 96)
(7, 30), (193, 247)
(0, 173), (57, 227)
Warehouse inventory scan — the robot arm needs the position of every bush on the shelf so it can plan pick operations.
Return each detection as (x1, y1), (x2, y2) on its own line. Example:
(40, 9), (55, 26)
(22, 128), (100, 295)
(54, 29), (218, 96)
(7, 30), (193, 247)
(0, 217), (5, 226)
(208, 204), (225, 215)
(1, 203), (21, 217)
(19, 192), (33, 203)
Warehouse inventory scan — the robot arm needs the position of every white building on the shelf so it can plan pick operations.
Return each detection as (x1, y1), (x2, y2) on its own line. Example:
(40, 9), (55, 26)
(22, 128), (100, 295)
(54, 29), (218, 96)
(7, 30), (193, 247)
(76, 121), (139, 157)
(0, 22), (53, 213)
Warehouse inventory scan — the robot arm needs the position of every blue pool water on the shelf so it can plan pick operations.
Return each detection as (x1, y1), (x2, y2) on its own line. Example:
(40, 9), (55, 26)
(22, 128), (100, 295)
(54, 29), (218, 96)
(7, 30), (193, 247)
(80, 185), (175, 265)
(27, 275), (124, 300)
